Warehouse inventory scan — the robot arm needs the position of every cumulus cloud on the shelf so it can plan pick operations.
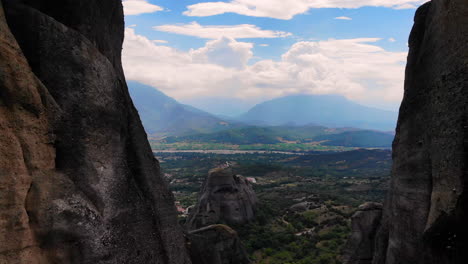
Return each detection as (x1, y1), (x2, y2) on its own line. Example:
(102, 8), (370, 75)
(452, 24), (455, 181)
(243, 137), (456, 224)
(123, 28), (407, 105)
(123, 28), (239, 98)
(123, 0), (163, 16)
(191, 37), (253, 68)
(154, 22), (292, 39)
(388, 37), (396, 42)
(335, 16), (352, 20)
(184, 0), (427, 19)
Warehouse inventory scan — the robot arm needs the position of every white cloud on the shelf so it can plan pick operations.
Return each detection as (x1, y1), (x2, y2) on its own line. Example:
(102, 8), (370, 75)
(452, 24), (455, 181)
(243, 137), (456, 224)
(123, 28), (240, 98)
(123, 28), (407, 106)
(388, 37), (396, 42)
(153, 39), (169, 44)
(154, 22), (292, 39)
(335, 16), (352, 20)
(123, 0), (163, 16)
(394, 3), (419, 9)
(184, 0), (427, 20)
(191, 37), (253, 69)
(259, 44), (269, 47)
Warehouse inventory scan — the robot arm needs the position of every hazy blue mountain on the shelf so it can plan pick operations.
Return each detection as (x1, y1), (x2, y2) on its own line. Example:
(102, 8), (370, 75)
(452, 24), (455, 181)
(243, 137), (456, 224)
(128, 81), (233, 135)
(181, 97), (256, 117)
(238, 95), (398, 131)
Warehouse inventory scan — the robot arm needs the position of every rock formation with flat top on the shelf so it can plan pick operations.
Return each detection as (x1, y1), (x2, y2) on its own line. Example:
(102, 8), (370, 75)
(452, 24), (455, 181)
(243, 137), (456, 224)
(187, 168), (257, 230)
(0, 0), (191, 263)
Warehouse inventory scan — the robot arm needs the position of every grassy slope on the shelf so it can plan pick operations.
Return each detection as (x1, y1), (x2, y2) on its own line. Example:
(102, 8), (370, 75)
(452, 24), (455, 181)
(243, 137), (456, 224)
(157, 125), (394, 149)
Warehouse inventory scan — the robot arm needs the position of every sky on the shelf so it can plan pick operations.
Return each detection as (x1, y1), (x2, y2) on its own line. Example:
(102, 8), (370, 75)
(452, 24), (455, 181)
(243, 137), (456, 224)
(122, 0), (427, 111)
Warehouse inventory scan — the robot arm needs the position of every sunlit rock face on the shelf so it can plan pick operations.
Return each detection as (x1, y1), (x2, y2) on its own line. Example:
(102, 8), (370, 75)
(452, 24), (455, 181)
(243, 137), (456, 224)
(0, 2), (56, 262)
(0, 0), (191, 263)
(345, 1), (468, 264)
(187, 168), (257, 230)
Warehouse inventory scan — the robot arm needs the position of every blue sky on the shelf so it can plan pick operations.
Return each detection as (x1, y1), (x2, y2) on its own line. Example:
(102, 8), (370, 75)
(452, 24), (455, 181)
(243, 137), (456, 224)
(122, 0), (426, 111)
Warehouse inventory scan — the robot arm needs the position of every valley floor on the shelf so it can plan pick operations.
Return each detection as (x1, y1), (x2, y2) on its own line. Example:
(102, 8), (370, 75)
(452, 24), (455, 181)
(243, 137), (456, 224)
(156, 149), (391, 264)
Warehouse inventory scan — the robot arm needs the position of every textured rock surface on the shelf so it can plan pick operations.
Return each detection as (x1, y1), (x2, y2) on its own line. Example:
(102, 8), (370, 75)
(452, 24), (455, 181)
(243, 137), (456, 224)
(187, 168), (257, 230)
(342, 203), (383, 264)
(188, 225), (250, 264)
(0, 0), (191, 263)
(370, 1), (468, 263)
(0, 2), (56, 262)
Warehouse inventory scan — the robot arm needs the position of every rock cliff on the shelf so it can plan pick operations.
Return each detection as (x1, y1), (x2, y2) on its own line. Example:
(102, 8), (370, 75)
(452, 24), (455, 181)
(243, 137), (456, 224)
(188, 225), (250, 264)
(346, 1), (468, 263)
(0, 2), (57, 262)
(342, 203), (383, 264)
(187, 168), (257, 230)
(0, 0), (191, 263)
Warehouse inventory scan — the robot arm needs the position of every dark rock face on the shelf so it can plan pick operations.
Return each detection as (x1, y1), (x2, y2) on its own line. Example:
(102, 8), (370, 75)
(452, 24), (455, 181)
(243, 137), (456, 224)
(342, 203), (383, 264)
(187, 168), (257, 230)
(7, 0), (125, 71)
(344, 1), (468, 264)
(188, 225), (250, 264)
(373, 1), (468, 263)
(0, 0), (191, 263)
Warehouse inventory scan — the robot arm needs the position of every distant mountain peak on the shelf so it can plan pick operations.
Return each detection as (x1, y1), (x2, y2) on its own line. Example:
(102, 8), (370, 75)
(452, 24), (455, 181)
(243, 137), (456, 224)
(128, 81), (236, 136)
(238, 94), (397, 131)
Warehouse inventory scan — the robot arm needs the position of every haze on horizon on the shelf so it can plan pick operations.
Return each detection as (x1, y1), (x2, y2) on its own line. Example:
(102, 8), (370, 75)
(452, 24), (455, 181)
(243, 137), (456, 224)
(121, 0), (424, 112)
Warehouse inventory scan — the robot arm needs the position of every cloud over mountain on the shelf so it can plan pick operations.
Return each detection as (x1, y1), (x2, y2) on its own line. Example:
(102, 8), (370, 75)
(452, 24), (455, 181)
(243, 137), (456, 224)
(123, 28), (406, 107)
(191, 37), (253, 68)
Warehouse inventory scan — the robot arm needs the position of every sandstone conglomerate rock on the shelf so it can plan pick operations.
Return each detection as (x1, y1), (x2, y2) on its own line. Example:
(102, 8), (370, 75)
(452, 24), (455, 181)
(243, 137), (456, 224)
(0, 1), (56, 262)
(345, 1), (468, 263)
(188, 224), (250, 264)
(342, 203), (383, 264)
(187, 168), (257, 230)
(0, 0), (191, 263)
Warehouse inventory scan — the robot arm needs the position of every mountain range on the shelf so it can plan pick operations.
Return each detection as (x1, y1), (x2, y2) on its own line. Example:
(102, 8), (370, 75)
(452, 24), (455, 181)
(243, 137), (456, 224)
(128, 81), (398, 137)
(128, 81), (234, 136)
(180, 97), (255, 117)
(238, 95), (397, 131)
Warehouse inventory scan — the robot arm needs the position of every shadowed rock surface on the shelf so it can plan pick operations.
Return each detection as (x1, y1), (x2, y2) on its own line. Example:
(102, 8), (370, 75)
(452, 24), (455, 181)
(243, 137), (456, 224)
(345, 1), (468, 263)
(0, 0), (191, 263)
(342, 203), (382, 264)
(289, 201), (321, 213)
(187, 168), (257, 230)
(188, 225), (250, 264)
